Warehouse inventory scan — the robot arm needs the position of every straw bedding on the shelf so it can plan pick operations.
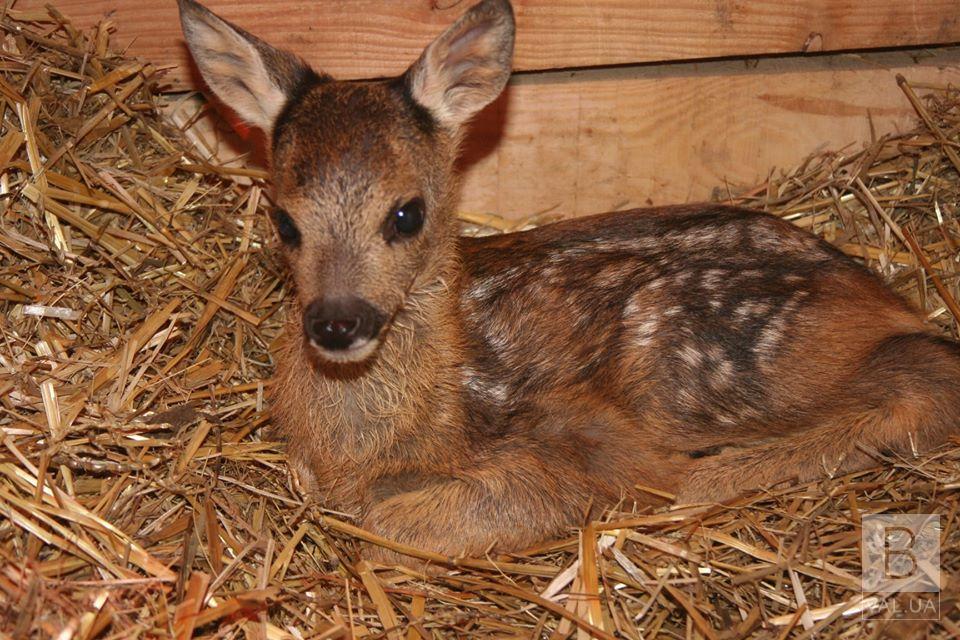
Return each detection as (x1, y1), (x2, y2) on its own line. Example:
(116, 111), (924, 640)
(0, 7), (957, 639)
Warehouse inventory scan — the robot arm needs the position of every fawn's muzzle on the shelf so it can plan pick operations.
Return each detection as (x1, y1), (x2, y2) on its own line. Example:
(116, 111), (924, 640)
(303, 297), (386, 352)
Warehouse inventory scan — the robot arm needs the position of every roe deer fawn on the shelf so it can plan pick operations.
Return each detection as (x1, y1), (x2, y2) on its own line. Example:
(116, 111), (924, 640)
(179, 0), (960, 565)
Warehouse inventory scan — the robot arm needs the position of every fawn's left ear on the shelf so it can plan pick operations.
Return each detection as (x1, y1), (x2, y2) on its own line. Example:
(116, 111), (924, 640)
(177, 0), (316, 133)
(404, 0), (515, 128)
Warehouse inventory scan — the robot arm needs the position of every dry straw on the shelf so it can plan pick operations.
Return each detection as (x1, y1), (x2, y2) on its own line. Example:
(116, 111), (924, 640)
(0, 6), (958, 639)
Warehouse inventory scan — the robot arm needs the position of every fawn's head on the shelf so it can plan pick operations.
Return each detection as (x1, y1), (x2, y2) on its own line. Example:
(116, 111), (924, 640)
(179, 0), (514, 363)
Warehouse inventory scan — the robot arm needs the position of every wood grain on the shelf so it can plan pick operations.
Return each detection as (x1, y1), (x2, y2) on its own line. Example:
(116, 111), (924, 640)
(456, 48), (960, 219)
(173, 47), (960, 220)
(16, 0), (960, 86)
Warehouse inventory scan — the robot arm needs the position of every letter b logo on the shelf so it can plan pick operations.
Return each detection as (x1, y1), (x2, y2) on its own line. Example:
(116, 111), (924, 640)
(862, 515), (939, 593)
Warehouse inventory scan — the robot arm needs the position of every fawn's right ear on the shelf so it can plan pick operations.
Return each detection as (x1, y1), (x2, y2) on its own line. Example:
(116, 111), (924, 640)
(177, 0), (316, 133)
(404, 0), (515, 128)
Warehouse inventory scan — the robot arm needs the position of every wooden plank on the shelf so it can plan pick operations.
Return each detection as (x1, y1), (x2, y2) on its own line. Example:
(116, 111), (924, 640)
(17, 0), (960, 86)
(456, 47), (960, 219)
(170, 47), (960, 221)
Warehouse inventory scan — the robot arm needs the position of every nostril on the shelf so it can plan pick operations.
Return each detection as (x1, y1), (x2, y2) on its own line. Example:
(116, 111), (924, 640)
(308, 316), (361, 351)
(321, 318), (360, 341)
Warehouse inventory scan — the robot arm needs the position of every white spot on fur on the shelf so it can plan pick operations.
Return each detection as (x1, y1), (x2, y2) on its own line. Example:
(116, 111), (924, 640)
(488, 383), (509, 403)
(467, 278), (495, 301)
(750, 224), (788, 251)
(676, 386), (699, 409)
(734, 300), (772, 321)
(754, 300), (797, 362)
(755, 324), (783, 359)
(485, 329), (510, 353)
(712, 359), (734, 388)
(624, 294), (661, 347)
(597, 263), (628, 288)
(634, 317), (660, 346)
(701, 269), (727, 290)
(462, 366), (510, 404)
(610, 236), (659, 252)
(718, 226), (741, 246)
(679, 343), (703, 367)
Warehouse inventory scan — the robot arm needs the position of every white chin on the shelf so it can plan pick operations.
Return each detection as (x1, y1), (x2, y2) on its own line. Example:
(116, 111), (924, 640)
(309, 338), (380, 364)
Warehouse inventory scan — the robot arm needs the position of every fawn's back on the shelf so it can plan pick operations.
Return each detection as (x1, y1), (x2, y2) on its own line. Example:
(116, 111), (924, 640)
(460, 207), (924, 440)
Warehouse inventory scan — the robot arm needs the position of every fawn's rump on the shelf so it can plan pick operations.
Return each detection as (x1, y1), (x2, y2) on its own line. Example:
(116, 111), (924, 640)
(678, 332), (960, 501)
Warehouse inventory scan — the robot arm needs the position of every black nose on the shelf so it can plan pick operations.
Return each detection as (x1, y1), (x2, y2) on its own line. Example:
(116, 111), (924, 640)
(303, 297), (385, 351)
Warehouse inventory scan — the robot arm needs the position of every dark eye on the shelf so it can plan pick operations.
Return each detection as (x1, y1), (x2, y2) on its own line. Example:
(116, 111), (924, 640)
(271, 208), (300, 247)
(384, 198), (425, 242)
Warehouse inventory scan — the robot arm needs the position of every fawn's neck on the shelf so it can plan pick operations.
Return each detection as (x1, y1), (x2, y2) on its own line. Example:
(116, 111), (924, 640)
(289, 248), (467, 465)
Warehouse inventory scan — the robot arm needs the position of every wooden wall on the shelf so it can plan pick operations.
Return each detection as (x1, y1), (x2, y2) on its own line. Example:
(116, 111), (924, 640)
(16, 0), (960, 84)
(458, 49), (960, 217)
(19, 0), (960, 219)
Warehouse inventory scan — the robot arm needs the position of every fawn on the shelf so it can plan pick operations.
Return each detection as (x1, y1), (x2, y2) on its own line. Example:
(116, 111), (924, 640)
(179, 0), (960, 564)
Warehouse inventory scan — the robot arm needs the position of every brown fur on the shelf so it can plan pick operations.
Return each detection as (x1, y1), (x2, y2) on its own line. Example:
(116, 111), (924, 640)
(179, 0), (960, 564)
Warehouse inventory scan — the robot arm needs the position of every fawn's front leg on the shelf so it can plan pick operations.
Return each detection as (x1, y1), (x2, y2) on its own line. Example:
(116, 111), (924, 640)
(361, 457), (591, 565)
(361, 405), (678, 566)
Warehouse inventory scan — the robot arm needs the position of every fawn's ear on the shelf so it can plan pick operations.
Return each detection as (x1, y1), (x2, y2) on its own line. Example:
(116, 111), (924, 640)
(404, 0), (515, 127)
(177, 0), (315, 133)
